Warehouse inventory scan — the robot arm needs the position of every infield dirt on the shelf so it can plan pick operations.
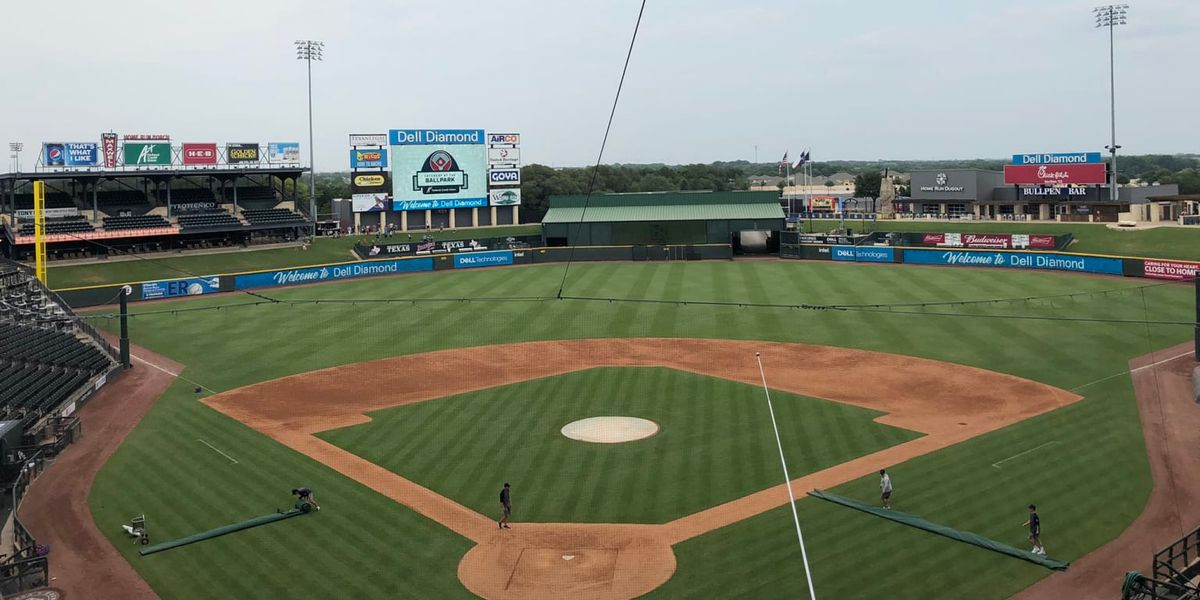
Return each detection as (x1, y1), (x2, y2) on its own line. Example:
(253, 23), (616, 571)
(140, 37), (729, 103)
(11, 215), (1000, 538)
(205, 338), (1079, 599)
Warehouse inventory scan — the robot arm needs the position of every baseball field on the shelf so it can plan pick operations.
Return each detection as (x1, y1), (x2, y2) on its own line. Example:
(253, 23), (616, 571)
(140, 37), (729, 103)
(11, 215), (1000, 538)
(66, 259), (1193, 598)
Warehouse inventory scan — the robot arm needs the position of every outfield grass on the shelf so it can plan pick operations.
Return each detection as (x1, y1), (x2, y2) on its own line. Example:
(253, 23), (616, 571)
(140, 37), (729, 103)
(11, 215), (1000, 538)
(86, 260), (1194, 599)
(47, 224), (541, 289)
(319, 367), (920, 523)
(800, 218), (1200, 261)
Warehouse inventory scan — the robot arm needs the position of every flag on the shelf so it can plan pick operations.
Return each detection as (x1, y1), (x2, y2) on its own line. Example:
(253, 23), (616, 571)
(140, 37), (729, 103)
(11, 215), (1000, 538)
(778, 151), (789, 174)
(793, 150), (810, 170)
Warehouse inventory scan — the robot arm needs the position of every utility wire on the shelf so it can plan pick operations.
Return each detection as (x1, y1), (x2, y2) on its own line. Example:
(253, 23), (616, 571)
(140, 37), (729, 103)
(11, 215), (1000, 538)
(555, 0), (648, 299)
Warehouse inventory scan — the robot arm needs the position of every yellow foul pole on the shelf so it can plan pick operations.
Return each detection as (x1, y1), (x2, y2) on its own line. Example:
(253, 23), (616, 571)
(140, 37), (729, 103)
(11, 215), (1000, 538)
(33, 180), (47, 284)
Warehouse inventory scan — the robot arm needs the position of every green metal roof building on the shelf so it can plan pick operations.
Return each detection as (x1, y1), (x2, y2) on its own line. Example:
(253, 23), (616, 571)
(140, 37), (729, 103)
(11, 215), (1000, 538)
(542, 191), (785, 247)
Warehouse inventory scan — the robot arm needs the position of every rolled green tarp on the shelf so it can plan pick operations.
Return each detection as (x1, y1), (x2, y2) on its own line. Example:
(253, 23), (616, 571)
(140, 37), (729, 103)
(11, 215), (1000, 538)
(139, 506), (309, 556)
(808, 489), (1069, 571)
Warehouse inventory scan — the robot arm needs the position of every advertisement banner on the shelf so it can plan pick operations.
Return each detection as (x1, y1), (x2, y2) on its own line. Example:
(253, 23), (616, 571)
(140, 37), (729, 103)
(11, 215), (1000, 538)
(903, 249), (1123, 275)
(453, 250), (514, 269)
(181, 143), (218, 165)
(488, 189), (521, 206)
(1003, 163), (1107, 186)
(101, 133), (119, 168)
(487, 147), (520, 164)
(43, 143), (99, 167)
(1142, 259), (1200, 281)
(15, 207), (79, 219)
(234, 258), (433, 290)
(351, 193), (389, 212)
(124, 134), (169, 141)
(488, 168), (521, 186)
(226, 143), (260, 164)
(123, 142), (172, 166)
(360, 237), (506, 258)
(1012, 152), (1102, 165)
(392, 198), (488, 211)
(349, 133), (388, 146)
(350, 148), (389, 169)
(488, 133), (520, 146)
(831, 246), (895, 263)
(917, 232), (1057, 249)
(808, 196), (839, 211)
(351, 172), (391, 194)
(141, 277), (221, 300)
(268, 142), (301, 164)
(390, 129), (487, 209)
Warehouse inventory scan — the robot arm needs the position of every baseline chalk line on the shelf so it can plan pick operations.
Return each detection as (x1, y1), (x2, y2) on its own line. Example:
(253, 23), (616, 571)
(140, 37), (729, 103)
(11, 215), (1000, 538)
(992, 441), (1059, 469)
(1069, 350), (1194, 393)
(197, 439), (239, 464)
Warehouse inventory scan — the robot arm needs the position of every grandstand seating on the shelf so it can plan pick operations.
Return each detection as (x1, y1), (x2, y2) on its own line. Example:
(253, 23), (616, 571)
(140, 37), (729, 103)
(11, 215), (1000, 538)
(231, 187), (277, 203)
(177, 210), (242, 231)
(95, 189), (149, 206)
(242, 208), (307, 226)
(103, 215), (171, 230)
(11, 192), (75, 210)
(17, 217), (95, 236)
(0, 261), (116, 423)
(169, 187), (218, 203)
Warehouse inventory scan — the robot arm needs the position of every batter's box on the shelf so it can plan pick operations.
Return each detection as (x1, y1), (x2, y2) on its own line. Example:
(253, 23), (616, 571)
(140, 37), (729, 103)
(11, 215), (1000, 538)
(506, 547), (618, 594)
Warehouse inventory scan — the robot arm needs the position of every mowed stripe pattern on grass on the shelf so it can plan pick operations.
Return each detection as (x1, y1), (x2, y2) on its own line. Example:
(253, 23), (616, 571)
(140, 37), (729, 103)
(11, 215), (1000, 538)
(86, 261), (1194, 600)
(317, 367), (921, 524)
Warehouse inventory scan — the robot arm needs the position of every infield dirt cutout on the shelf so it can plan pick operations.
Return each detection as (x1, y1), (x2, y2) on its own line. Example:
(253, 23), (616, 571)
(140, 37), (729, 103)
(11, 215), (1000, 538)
(205, 338), (1080, 599)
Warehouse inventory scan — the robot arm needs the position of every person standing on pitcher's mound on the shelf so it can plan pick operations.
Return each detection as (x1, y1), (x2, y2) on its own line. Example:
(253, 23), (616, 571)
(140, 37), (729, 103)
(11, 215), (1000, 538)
(499, 483), (512, 529)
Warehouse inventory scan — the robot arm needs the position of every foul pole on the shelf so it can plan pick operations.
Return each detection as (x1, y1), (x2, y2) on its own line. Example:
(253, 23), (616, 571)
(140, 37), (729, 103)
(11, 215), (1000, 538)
(33, 181), (47, 285)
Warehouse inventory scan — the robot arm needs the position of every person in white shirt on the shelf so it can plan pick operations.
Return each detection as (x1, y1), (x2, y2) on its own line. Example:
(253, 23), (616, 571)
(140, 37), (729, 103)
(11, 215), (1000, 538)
(880, 469), (893, 509)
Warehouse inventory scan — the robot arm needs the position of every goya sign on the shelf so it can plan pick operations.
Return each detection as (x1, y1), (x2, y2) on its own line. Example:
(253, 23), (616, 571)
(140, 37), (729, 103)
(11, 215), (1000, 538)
(123, 142), (172, 166)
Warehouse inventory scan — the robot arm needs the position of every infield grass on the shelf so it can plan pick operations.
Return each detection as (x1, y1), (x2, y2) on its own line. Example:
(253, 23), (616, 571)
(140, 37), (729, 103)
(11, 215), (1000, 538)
(86, 260), (1194, 599)
(319, 367), (921, 523)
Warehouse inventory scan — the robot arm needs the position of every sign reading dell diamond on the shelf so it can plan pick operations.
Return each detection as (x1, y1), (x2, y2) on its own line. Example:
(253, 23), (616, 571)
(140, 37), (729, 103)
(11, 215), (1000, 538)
(390, 129), (486, 211)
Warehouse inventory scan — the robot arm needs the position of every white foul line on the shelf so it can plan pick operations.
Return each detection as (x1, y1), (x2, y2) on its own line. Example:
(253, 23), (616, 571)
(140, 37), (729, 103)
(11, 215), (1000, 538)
(197, 439), (239, 464)
(991, 441), (1059, 469)
(756, 352), (818, 600)
(130, 353), (216, 394)
(1070, 350), (1195, 393)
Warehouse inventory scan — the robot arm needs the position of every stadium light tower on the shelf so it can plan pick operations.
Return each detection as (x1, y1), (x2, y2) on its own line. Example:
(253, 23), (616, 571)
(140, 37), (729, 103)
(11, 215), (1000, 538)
(1094, 4), (1127, 202)
(8, 143), (22, 173)
(295, 40), (324, 233)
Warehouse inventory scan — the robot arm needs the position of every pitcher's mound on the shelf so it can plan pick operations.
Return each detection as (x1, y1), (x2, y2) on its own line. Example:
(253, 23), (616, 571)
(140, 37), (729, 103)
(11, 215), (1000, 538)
(561, 417), (659, 443)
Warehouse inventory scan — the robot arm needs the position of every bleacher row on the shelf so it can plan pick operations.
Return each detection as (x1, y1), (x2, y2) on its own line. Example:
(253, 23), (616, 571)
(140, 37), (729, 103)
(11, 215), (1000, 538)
(0, 262), (116, 422)
(12, 208), (306, 235)
(10, 187), (278, 210)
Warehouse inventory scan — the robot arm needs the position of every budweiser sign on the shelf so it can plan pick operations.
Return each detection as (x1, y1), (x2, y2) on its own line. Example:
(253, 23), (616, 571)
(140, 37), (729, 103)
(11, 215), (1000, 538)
(1004, 163), (1107, 186)
(923, 232), (1012, 249)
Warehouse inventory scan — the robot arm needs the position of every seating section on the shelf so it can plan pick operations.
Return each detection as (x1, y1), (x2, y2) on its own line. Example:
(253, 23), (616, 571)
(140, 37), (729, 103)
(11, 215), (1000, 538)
(242, 208), (307, 226)
(177, 210), (242, 231)
(170, 187), (217, 203)
(103, 215), (171, 230)
(17, 216), (95, 236)
(0, 261), (116, 422)
(95, 189), (149, 206)
(12, 192), (75, 210)
(233, 187), (277, 203)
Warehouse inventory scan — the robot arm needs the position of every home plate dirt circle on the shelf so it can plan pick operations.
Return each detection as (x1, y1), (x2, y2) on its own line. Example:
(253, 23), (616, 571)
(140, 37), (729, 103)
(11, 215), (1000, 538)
(561, 416), (659, 443)
(457, 523), (675, 600)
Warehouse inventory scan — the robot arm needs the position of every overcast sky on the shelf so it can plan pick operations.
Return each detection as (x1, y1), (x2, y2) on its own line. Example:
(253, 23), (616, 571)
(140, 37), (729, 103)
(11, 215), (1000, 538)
(2, 0), (1197, 171)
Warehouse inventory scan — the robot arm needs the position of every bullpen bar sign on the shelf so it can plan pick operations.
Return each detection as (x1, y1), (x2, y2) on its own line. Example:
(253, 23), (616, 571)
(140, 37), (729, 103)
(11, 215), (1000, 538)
(227, 143), (260, 164)
(182, 143), (218, 165)
(123, 142), (172, 166)
(1012, 152), (1102, 165)
(1004, 163), (1106, 186)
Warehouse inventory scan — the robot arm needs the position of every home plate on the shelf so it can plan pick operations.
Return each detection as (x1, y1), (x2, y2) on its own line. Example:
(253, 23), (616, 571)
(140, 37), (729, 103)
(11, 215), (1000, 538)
(562, 554), (576, 561)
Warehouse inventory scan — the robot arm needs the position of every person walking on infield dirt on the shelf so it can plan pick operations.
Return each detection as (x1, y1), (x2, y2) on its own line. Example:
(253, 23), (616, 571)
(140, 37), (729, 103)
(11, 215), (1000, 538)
(292, 487), (320, 511)
(499, 483), (512, 529)
(880, 469), (893, 509)
(1023, 504), (1044, 555)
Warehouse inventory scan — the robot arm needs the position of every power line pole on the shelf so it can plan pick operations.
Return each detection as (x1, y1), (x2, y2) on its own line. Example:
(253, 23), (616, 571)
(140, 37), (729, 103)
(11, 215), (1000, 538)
(295, 40), (324, 236)
(1094, 4), (1127, 202)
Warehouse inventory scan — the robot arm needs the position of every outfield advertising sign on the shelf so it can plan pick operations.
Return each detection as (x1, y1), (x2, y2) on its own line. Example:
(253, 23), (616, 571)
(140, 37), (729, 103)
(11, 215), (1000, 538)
(226, 143), (260, 164)
(1003, 163), (1107, 186)
(43, 143), (100, 167)
(351, 193), (389, 212)
(831, 246), (894, 263)
(142, 277), (221, 300)
(123, 142), (172, 166)
(453, 250), (513, 269)
(1141, 259), (1200, 281)
(350, 148), (389, 169)
(489, 189), (521, 206)
(903, 249), (1123, 275)
(268, 142), (301, 164)
(1011, 152), (1102, 165)
(234, 258), (433, 290)
(390, 129), (487, 211)
(181, 143), (218, 165)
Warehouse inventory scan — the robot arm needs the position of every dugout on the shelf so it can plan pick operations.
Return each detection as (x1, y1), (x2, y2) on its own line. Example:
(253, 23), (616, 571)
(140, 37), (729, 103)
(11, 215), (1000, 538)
(541, 191), (785, 255)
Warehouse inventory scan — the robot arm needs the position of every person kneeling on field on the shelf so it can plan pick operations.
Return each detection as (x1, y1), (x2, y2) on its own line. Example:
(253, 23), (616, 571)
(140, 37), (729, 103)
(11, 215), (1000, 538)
(293, 487), (321, 511)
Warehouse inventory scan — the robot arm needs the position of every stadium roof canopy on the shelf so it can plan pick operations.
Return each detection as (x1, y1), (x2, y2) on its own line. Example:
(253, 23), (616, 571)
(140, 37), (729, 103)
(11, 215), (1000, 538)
(543, 191), (784, 223)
